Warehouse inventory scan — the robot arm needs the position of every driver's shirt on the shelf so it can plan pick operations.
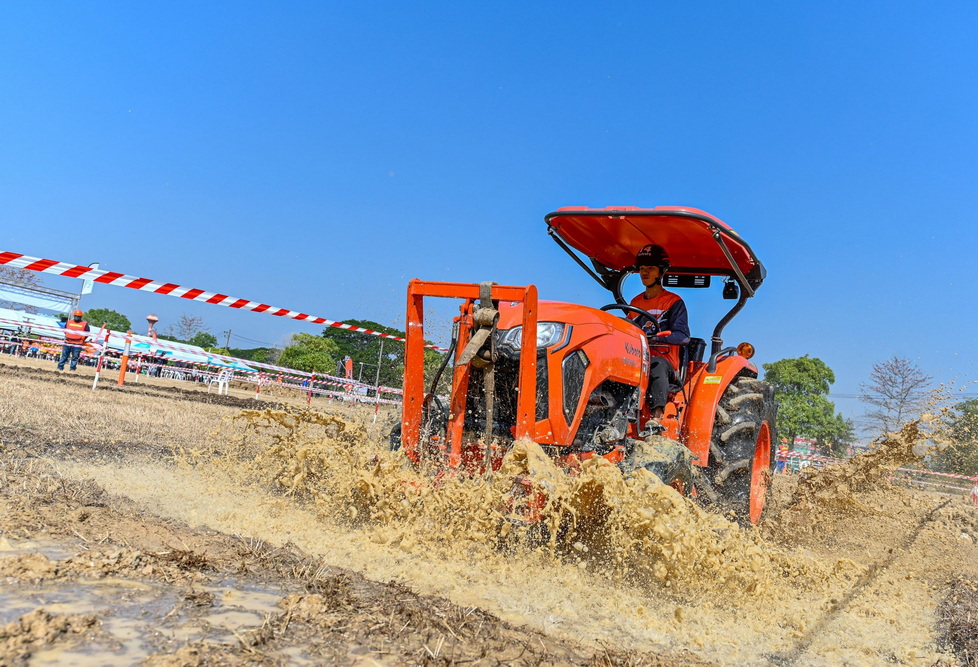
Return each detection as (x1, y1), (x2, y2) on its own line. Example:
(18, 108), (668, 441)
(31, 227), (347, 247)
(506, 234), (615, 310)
(628, 289), (691, 370)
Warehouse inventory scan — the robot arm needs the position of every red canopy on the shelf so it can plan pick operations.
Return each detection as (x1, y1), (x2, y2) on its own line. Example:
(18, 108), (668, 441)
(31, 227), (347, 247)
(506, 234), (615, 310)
(545, 206), (764, 289)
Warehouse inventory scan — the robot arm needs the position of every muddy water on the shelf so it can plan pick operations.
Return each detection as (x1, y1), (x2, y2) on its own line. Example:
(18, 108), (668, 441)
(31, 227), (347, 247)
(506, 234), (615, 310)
(0, 539), (292, 665)
(55, 413), (978, 665)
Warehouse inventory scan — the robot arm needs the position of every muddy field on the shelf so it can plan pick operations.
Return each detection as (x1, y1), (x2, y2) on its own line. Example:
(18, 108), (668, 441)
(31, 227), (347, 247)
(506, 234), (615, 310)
(1, 357), (977, 665)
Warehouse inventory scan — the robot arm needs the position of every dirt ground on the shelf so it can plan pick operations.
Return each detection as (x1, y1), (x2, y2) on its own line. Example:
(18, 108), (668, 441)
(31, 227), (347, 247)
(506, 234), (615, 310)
(1, 355), (977, 665)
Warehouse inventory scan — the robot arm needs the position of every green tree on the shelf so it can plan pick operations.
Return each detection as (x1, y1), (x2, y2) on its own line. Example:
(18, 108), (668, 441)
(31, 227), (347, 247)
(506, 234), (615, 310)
(321, 319), (446, 392)
(322, 320), (405, 387)
(278, 333), (340, 374)
(933, 399), (978, 476)
(82, 308), (132, 332)
(228, 347), (276, 364)
(762, 356), (853, 456)
(186, 331), (219, 348)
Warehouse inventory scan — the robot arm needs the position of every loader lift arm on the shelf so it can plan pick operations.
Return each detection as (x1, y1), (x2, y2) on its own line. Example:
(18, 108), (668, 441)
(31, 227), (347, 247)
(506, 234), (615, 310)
(402, 280), (538, 467)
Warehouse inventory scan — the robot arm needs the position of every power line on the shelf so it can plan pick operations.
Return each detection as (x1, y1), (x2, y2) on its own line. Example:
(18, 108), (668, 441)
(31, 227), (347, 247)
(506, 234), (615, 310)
(230, 332), (277, 347)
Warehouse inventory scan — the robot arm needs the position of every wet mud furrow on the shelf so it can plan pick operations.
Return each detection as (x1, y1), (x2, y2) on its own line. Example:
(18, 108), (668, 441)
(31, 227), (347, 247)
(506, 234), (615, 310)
(769, 496), (954, 665)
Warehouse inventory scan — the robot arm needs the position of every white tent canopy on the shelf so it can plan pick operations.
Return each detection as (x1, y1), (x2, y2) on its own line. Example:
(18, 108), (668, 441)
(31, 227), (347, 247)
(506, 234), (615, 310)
(0, 307), (255, 371)
(0, 307), (65, 335)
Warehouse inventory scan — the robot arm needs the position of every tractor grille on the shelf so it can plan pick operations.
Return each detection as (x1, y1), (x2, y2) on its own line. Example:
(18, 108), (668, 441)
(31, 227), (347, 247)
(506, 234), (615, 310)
(463, 349), (547, 438)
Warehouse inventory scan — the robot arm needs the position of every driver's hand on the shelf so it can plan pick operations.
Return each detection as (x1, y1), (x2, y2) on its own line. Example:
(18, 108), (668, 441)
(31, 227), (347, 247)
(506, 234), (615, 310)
(655, 330), (672, 338)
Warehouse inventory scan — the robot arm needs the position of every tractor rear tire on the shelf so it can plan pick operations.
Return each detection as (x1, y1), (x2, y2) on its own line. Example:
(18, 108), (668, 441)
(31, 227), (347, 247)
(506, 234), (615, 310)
(700, 375), (777, 524)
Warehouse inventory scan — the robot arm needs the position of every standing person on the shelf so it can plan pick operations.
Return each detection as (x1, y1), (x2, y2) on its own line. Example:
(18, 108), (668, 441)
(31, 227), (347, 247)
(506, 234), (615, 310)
(58, 309), (90, 371)
(775, 438), (790, 474)
(629, 244), (691, 424)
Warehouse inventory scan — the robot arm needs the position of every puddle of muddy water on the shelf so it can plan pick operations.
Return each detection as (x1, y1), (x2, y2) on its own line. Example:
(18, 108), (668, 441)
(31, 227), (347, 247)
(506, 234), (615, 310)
(0, 539), (292, 664)
(0, 536), (77, 561)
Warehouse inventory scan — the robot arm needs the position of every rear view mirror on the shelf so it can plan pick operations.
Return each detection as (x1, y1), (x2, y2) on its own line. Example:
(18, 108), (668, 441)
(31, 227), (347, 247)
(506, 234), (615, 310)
(723, 280), (739, 300)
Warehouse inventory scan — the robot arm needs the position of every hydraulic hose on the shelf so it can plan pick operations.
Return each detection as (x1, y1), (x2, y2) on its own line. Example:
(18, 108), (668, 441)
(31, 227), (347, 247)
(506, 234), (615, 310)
(425, 321), (459, 417)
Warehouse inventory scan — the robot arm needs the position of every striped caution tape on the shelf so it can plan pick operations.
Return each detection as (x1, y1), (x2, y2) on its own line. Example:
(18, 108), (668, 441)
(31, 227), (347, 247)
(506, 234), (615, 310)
(777, 449), (977, 483)
(0, 251), (447, 351)
(778, 451), (844, 464)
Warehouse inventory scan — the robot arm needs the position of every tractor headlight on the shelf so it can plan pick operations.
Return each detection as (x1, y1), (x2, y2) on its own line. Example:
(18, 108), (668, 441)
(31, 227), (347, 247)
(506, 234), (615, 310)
(499, 322), (565, 350)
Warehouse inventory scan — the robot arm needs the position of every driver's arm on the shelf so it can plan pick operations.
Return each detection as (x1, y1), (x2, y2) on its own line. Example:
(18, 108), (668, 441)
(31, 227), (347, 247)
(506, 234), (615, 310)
(656, 299), (691, 346)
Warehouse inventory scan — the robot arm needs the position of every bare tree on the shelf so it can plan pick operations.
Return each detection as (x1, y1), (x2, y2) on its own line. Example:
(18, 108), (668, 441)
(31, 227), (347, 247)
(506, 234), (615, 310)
(166, 314), (207, 341)
(0, 266), (43, 313)
(859, 356), (932, 435)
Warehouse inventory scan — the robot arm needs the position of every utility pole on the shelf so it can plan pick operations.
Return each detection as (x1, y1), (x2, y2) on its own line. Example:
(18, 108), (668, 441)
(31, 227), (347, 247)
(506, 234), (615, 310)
(223, 330), (231, 351)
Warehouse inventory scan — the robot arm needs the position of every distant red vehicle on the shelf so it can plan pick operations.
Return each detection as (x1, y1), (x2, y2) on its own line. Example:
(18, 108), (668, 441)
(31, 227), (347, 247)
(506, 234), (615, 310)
(398, 206), (778, 523)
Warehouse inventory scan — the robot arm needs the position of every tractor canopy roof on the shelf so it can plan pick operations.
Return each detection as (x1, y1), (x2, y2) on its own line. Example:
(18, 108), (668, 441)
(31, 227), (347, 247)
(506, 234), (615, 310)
(545, 206), (765, 293)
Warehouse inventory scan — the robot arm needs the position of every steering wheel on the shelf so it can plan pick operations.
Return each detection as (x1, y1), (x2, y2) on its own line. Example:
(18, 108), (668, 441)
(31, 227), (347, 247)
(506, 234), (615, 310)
(600, 303), (660, 335)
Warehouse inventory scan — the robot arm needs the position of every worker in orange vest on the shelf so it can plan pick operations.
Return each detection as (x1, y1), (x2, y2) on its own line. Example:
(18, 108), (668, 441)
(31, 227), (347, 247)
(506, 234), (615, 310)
(58, 309), (90, 371)
(775, 437), (790, 474)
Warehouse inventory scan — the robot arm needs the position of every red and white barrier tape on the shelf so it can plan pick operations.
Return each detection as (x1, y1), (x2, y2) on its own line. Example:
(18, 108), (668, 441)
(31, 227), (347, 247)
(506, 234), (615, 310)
(0, 251), (447, 351)
(777, 450), (977, 483)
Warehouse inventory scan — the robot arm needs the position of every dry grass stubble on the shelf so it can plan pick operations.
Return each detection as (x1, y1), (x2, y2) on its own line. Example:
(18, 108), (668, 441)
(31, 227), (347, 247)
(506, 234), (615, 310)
(0, 374), (245, 450)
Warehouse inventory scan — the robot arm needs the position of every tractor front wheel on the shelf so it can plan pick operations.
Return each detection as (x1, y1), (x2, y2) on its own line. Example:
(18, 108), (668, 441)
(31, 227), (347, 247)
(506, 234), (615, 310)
(699, 375), (778, 524)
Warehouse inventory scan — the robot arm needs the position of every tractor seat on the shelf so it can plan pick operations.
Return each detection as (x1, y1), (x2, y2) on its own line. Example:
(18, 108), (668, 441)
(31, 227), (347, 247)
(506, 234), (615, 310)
(673, 337), (707, 389)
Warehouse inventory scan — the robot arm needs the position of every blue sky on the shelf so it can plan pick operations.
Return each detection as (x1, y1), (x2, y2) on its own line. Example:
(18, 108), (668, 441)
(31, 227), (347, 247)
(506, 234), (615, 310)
(2, 2), (977, 426)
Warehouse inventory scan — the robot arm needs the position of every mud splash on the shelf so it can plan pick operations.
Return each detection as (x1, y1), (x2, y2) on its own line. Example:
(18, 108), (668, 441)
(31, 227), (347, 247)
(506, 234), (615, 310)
(54, 406), (978, 664)
(213, 409), (844, 605)
(764, 421), (929, 540)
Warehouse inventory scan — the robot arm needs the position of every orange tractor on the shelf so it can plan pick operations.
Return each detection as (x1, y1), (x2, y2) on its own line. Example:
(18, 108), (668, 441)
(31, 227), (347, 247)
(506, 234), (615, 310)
(398, 206), (777, 523)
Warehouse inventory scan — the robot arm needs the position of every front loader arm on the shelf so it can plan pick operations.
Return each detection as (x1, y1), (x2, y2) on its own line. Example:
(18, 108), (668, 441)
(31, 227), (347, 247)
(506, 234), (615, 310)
(402, 280), (538, 467)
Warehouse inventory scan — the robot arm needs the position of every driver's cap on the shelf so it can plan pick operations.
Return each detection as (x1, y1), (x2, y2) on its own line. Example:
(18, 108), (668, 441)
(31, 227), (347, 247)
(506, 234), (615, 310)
(635, 244), (670, 268)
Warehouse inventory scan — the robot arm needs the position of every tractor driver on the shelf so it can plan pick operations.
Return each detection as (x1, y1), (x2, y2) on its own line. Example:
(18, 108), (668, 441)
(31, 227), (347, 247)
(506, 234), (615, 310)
(629, 244), (691, 423)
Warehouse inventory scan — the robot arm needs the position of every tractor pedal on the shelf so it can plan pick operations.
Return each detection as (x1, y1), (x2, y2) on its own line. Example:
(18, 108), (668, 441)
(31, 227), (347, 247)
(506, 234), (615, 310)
(640, 420), (665, 437)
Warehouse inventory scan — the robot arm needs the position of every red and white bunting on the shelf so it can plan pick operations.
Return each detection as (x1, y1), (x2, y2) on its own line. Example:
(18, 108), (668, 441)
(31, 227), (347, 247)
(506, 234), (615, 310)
(0, 251), (446, 351)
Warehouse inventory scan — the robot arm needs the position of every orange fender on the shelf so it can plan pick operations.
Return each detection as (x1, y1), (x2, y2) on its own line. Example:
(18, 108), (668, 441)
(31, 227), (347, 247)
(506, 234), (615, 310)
(680, 356), (757, 467)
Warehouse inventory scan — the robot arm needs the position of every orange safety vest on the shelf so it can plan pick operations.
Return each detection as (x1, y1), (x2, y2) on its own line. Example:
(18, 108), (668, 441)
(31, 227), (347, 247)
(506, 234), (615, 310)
(64, 319), (89, 345)
(628, 290), (683, 370)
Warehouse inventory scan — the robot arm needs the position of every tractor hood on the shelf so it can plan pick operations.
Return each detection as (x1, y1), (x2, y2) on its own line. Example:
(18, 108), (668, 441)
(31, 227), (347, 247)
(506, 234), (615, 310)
(545, 206), (765, 293)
